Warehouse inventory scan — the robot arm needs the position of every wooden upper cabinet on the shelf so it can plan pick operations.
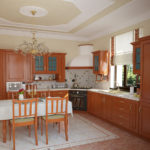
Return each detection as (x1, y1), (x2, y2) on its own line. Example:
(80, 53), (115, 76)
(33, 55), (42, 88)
(6, 51), (32, 82)
(92, 50), (109, 75)
(6, 51), (26, 81)
(131, 42), (141, 74)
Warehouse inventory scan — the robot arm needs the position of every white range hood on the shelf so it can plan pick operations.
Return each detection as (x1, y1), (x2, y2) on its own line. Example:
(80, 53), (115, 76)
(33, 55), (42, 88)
(69, 44), (93, 67)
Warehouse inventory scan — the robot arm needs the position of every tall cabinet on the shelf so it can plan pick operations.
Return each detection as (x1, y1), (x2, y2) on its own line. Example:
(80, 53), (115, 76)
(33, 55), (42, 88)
(0, 50), (6, 100)
(132, 36), (150, 139)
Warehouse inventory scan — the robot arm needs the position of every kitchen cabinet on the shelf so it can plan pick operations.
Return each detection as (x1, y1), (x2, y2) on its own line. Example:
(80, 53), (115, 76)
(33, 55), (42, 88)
(112, 97), (138, 133)
(6, 51), (32, 82)
(137, 36), (150, 139)
(92, 50), (109, 79)
(33, 53), (66, 82)
(87, 91), (139, 133)
(0, 50), (6, 100)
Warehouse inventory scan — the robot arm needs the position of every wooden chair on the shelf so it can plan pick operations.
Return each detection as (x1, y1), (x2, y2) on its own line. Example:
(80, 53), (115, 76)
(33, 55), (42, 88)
(9, 98), (38, 150)
(41, 95), (69, 144)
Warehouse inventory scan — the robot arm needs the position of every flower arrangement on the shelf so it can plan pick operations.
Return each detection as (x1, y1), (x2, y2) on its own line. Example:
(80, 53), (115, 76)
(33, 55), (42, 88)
(18, 88), (24, 95)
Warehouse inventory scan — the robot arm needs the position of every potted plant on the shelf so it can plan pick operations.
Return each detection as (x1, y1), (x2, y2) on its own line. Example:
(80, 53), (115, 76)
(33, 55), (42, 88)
(18, 88), (24, 100)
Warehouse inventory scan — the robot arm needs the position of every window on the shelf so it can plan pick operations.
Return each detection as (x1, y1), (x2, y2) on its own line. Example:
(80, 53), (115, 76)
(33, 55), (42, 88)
(116, 65), (137, 88)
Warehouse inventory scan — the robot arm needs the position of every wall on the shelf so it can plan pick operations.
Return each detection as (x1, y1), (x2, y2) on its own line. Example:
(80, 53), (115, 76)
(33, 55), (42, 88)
(0, 34), (81, 66)
(91, 18), (150, 89)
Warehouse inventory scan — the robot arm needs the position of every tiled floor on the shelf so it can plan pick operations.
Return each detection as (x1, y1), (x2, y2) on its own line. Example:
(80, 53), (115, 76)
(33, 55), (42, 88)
(58, 111), (150, 150)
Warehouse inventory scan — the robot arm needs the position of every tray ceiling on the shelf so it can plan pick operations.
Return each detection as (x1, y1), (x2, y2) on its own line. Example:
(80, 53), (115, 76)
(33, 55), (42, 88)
(0, 0), (150, 41)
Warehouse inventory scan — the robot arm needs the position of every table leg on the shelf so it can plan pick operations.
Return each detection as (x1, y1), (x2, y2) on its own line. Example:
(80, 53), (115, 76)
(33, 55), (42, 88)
(2, 120), (7, 143)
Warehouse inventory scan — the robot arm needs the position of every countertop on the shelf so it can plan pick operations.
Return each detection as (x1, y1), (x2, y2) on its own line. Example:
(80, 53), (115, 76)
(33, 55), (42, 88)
(34, 88), (140, 101)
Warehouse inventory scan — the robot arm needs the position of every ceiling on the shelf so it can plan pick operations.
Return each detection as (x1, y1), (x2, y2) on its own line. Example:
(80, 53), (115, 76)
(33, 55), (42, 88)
(0, 0), (150, 41)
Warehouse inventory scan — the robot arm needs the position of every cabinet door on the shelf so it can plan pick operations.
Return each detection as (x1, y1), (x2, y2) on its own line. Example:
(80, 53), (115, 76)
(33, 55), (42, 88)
(139, 102), (150, 139)
(100, 51), (109, 76)
(25, 54), (33, 82)
(133, 44), (140, 74)
(105, 95), (113, 121)
(33, 55), (47, 74)
(47, 55), (59, 74)
(141, 39), (150, 103)
(6, 51), (26, 81)
(56, 54), (66, 82)
(0, 50), (6, 100)
(93, 55), (99, 74)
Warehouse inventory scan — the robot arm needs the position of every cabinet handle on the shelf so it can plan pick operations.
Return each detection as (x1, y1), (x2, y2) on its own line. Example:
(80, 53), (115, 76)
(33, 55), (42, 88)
(139, 106), (141, 113)
(130, 105), (132, 111)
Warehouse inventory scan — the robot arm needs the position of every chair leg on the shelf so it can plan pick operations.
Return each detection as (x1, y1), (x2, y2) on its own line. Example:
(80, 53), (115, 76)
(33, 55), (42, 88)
(9, 121), (11, 141)
(58, 122), (60, 133)
(12, 126), (15, 150)
(41, 118), (43, 136)
(34, 122), (38, 146)
(64, 118), (68, 141)
(37, 117), (40, 129)
(28, 126), (31, 137)
(46, 121), (48, 145)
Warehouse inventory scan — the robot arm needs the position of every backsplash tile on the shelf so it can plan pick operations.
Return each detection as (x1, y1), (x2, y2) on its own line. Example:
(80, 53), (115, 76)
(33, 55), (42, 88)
(32, 69), (109, 90)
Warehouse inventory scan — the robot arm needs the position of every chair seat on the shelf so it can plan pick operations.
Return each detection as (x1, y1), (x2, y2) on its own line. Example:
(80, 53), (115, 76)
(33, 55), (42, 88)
(10, 117), (34, 124)
(42, 114), (65, 120)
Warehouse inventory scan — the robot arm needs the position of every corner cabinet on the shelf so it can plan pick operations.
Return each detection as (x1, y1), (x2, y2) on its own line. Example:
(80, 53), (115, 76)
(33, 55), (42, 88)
(131, 42), (141, 74)
(92, 50), (110, 80)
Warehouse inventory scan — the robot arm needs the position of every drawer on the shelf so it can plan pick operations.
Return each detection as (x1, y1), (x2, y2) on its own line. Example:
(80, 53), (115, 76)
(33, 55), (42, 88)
(114, 100), (131, 114)
(52, 90), (68, 97)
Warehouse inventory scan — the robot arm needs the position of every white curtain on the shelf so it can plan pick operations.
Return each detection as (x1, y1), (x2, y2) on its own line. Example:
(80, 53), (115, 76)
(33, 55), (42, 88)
(114, 31), (134, 65)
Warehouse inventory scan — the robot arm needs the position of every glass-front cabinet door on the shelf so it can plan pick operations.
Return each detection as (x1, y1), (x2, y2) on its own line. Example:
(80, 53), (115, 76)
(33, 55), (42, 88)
(33, 55), (47, 74)
(47, 55), (58, 74)
(94, 55), (99, 72)
(132, 43), (141, 75)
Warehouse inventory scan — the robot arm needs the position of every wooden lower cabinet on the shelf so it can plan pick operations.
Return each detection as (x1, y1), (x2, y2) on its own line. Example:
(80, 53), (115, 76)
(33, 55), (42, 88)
(87, 92), (139, 133)
(139, 102), (150, 139)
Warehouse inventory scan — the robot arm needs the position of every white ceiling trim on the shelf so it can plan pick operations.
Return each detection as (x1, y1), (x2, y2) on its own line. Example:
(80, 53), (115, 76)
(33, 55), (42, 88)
(0, 0), (114, 32)
(0, 28), (88, 42)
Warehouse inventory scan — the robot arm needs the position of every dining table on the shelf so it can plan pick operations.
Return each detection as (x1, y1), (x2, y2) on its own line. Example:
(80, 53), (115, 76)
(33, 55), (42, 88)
(0, 98), (73, 143)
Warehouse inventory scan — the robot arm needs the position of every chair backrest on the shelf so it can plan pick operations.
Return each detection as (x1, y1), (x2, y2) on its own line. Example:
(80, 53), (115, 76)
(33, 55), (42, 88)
(46, 94), (68, 116)
(12, 98), (38, 120)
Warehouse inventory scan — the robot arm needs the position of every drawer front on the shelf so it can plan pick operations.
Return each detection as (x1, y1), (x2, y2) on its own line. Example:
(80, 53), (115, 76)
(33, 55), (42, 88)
(52, 90), (68, 97)
(114, 100), (131, 114)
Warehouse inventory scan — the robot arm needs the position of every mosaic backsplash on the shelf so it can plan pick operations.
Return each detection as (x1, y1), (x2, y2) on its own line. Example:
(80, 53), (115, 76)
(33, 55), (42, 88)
(33, 69), (109, 90)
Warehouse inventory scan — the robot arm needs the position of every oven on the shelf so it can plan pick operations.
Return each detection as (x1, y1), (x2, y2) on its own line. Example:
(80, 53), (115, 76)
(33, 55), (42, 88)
(69, 90), (87, 111)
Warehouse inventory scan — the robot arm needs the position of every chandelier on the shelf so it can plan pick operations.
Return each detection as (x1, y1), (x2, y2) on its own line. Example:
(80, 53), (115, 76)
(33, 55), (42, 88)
(16, 10), (49, 55)
(16, 32), (49, 55)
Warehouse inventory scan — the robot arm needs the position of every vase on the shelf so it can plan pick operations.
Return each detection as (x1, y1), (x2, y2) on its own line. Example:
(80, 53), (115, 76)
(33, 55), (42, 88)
(19, 94), (24, 100)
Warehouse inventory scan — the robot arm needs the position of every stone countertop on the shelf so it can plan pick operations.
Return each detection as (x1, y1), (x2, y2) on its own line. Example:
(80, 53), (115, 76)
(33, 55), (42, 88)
(88, 89), (139, 101)
(35, 88), (139, 101)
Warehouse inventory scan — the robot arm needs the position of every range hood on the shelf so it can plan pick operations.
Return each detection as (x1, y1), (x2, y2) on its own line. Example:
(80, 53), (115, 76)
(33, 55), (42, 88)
(69, 44), (93, 67)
